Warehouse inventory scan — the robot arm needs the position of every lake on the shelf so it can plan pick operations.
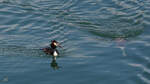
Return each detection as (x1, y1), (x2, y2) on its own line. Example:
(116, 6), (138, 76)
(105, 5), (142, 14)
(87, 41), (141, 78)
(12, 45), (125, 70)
(0, 0), (150, 84)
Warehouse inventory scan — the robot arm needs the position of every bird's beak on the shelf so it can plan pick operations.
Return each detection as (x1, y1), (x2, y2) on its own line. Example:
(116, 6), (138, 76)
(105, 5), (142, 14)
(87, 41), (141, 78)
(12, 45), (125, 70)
(57, 43), (62, 48)
(54, 42), (62, 48)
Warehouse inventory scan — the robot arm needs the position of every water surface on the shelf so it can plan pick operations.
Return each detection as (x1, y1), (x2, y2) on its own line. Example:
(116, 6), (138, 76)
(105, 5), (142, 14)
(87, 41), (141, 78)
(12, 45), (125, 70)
(0, 0), (150, 84)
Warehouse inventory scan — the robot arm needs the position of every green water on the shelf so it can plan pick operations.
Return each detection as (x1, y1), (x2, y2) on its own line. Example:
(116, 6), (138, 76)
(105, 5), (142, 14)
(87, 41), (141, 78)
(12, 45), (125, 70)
(0, 0), (150, 84)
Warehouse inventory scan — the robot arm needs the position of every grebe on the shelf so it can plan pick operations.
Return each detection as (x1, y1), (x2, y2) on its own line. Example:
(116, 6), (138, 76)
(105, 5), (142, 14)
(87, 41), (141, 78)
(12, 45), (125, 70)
(43, 40), (61, 56)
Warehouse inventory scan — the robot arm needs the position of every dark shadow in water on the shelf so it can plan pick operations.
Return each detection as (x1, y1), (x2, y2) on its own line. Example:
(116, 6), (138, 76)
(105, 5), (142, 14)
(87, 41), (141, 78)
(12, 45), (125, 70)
(72, 19), (144, 39)
(50, 56), (60, 70)
(88, 29), (143, 39)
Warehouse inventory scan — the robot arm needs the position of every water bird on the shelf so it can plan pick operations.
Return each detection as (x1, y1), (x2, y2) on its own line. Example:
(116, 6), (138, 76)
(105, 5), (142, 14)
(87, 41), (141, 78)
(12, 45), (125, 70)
(43, 40), (61, 56)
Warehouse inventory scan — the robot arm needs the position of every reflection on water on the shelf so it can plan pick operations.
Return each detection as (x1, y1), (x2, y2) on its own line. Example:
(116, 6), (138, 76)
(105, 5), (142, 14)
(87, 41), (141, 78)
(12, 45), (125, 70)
(50, 56), (60, 70)
(115, 38), (127, 56)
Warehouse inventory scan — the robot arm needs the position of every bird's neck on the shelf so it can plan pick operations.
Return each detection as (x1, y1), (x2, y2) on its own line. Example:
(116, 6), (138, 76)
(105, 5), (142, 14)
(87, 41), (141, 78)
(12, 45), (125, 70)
(53, 50), (58, 56)
(51, 44), (56, 49)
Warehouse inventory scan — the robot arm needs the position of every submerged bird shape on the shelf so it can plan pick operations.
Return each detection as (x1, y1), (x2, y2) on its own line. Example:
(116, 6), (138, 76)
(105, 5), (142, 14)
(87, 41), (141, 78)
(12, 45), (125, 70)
(43, 40), (61, 56)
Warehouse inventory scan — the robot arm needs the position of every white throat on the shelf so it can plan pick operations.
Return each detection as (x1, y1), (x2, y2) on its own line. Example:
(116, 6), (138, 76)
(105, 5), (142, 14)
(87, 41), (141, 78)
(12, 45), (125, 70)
(53, 51), (58, 56)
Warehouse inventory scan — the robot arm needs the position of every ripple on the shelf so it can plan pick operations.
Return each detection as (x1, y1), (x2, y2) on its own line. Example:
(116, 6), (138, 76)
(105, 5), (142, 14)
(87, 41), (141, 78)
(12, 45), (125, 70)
(60, 0), (145, 38)
(138, 74), (150, 84)
(0, 1), (71, 48)
(141, 0), (150, 26)
(125, 38), (150, 84)
(0, 0), (150, 84)
(2, 0), (144, 38)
